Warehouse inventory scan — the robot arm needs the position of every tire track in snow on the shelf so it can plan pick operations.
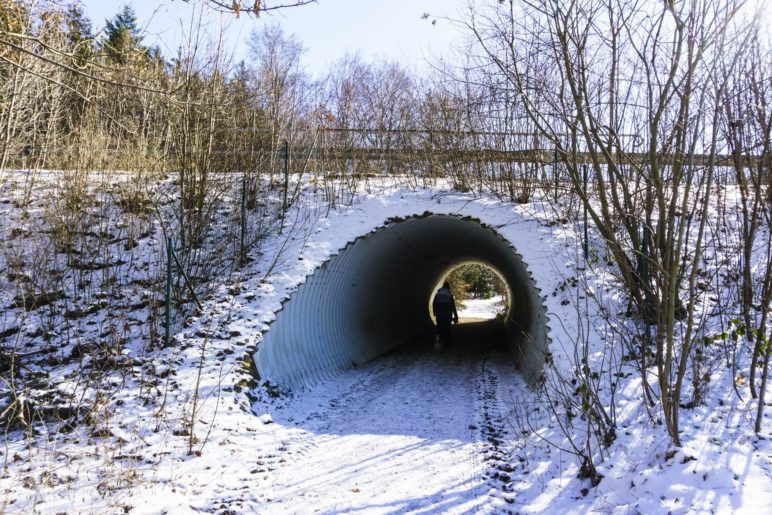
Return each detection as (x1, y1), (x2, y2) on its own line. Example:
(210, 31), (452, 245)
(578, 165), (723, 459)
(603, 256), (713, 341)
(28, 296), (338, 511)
(242, 328), (524, 513)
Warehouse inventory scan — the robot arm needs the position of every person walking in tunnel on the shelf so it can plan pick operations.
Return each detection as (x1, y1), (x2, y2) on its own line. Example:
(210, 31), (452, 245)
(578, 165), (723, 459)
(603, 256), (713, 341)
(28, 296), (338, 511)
(432, 281), (459, 351)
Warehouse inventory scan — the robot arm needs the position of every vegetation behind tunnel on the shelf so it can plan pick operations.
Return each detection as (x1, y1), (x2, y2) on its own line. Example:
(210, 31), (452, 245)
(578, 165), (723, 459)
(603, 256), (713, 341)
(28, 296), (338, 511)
(0, 1), (770, 510)
(448, 263), (506, 301)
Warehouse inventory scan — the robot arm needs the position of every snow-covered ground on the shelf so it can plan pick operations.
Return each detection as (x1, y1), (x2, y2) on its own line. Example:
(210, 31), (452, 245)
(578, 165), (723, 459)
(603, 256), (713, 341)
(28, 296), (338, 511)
(458, 295), (506, 320)
(246, 340), (523, 513)
(1, 174), (770, 514)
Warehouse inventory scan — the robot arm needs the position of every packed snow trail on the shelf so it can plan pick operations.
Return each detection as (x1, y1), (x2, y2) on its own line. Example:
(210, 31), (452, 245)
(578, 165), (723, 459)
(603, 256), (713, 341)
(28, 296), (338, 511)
(254, 321), (525, 514)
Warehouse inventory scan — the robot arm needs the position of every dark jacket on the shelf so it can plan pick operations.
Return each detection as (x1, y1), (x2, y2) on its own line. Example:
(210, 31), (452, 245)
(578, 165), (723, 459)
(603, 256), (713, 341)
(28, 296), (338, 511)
(433, 286), (459, 321)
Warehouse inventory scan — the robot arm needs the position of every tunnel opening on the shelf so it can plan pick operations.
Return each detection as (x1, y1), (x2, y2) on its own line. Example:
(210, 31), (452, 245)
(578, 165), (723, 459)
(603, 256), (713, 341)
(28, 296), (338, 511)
(433, 262), (510, 323)
(254, 213), (549, 390)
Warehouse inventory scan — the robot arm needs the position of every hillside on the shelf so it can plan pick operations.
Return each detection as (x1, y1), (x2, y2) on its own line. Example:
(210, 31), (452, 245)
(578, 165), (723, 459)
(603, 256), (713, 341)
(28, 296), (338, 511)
(1, 173), (770, 514)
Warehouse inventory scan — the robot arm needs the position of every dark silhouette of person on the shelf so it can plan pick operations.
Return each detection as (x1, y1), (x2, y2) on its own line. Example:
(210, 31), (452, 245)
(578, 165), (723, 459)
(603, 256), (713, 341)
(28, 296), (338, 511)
(432, 281), (459, 350)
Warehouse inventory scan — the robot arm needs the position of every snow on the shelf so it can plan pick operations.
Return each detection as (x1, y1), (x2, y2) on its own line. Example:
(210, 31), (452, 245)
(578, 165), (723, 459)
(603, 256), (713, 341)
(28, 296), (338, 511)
(0, 174), (771, 514)
(458, 295), (506, 319)
(252, 345), (520, 514)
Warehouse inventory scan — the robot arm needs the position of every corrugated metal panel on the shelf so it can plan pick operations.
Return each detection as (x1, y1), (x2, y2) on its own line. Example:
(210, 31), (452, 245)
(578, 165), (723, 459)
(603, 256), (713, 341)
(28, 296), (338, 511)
(254, 214), (550, 390)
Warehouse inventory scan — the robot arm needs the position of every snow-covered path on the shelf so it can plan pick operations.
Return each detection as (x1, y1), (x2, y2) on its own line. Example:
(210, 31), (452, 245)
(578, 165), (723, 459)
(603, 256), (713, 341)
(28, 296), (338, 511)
(255, 322), (524, 514)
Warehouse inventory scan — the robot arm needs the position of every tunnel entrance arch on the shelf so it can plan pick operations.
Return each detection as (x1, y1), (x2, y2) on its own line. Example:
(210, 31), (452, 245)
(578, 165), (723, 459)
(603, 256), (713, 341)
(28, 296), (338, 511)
(254, 213), (549, 390)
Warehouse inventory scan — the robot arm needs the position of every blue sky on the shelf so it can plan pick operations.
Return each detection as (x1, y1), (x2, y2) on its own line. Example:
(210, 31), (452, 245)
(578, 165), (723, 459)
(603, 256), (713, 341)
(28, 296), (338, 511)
(79, 0), (771, 78)
(80, 0), (469, 77)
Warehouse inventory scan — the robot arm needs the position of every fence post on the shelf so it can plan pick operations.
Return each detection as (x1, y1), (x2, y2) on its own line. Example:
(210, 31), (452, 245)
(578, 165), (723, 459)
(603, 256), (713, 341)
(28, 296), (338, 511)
(583, 163), (589, 259)
(165, 236), (172, 347)
(641, 223), (652, 323)
(240, 174), (246, 266)
(553, 147), (559, 204)
(282, 139), (290, 213)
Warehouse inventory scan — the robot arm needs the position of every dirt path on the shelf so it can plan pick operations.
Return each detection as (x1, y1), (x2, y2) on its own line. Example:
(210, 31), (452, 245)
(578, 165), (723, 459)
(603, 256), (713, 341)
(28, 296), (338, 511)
(254, 322), (525, 514)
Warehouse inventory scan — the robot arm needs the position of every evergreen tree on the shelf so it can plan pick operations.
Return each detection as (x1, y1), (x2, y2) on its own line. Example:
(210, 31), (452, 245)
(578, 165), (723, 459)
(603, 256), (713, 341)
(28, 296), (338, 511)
(65, 2), (93, 67)
(466, 265), (494, 299)
(102, 4), (144, 64)
(449, 264), (501, 299)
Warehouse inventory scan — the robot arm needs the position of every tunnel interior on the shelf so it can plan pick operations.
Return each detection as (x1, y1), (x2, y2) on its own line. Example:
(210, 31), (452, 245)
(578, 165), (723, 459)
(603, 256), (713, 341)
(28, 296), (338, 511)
(254, 213), (549, 390)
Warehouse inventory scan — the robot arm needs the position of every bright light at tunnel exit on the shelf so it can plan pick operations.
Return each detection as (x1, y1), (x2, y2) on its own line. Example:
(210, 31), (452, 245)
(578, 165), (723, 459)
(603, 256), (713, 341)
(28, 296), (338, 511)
(429, 262), (512, 322)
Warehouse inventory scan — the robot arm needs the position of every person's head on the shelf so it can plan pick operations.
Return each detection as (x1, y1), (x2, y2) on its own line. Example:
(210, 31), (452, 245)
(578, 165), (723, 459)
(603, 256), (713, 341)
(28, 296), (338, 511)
(443, 281), (450, 289)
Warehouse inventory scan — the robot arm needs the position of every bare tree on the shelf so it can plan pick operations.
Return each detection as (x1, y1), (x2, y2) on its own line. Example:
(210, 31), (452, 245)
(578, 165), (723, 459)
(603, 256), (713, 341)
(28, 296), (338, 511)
(192, 0), (317, 17)
(464, 0), (759, 445)
(719, 27), (772, 400)
(246, 24), (312, 184)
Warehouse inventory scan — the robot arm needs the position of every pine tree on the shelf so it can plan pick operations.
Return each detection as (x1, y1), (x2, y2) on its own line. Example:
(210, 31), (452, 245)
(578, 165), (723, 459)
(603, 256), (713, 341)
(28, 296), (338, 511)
(449, 264), (499, 299)
(102, 4), (143, 65)
(65, 3), (93, 67)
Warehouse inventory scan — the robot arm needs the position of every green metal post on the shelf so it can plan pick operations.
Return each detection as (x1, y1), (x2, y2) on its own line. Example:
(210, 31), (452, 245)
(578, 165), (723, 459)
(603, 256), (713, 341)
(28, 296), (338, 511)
(583, 164), (588, 259)
(165, 236), (172, 347)
(282, 140), (290, 213)
(641, 223), (652, 323)
(240, 175), (246, 266)
(553, 147), (559, 204)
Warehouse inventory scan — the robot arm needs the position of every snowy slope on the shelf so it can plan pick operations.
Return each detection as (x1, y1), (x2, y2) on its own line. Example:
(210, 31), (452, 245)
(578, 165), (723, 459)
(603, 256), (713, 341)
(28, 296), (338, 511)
(1, 177), (770, 514)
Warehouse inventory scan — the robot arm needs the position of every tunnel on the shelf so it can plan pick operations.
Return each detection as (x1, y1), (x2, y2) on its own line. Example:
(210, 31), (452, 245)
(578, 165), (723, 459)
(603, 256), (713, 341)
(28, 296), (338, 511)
(254, 213), (549, 390)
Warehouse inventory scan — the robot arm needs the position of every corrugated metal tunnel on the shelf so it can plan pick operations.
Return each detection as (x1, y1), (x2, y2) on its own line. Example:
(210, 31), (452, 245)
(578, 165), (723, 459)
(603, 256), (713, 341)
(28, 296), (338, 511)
(254, 213), (549, 390)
